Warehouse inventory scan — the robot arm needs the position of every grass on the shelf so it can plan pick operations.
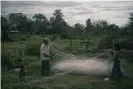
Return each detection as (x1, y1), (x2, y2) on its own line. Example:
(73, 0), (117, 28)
(1, 35), (133, 89)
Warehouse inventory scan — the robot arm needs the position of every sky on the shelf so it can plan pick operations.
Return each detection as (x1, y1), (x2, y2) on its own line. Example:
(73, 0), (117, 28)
(1, 1), (133, 26)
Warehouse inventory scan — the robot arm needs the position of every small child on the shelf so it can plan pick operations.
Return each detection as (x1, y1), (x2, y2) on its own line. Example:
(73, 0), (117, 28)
(15, 58), (25, 81)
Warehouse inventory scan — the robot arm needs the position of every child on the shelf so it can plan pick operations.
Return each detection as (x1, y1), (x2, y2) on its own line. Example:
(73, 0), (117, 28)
(15, 58), (25, 81)
(109, 44), (123, 78)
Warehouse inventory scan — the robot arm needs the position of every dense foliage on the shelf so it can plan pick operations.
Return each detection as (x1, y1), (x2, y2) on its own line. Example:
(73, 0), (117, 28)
(1, 9), (133, 42)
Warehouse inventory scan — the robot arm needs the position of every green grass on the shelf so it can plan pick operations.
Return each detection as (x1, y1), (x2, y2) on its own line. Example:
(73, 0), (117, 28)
(1, 35), (133, 89)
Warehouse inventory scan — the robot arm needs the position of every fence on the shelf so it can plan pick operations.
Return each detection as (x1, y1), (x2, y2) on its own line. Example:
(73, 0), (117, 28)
(67, 40), (133, 52)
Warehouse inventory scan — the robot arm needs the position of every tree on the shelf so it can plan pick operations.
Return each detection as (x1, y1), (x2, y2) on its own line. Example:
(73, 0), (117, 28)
(86, 18), (91, 27)
(92, 20), (109, 36)
(53, 9), (64, 21)
(128, 12), (133, 36)
(122, 11), (133, 37)
(1, 15), (10, 41)
(50, 9), (66, 33)
(85, 18), (93, 36)
(74, 23), (85, 36)
(32, 13), (49, 34)
(8, 13), (30, 33)
(32, 13), (48, 22)
(108, 24), (120, 35)
(49, 17), (55, 25)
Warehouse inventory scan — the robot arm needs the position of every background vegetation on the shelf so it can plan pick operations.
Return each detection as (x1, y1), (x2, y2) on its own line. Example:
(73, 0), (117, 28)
(1, 9), (133, 89)
(2, 9), (133, 41)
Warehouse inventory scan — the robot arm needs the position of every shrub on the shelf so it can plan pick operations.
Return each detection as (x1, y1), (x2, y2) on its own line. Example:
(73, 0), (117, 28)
(23, 56), (39, 65)
(51, 35), (58, 41)
(26, 61), (40, 75)
(1, 49), (16, 69)
(25, 42), (41, 55)
(11, 38), (20, 42)
(19, 36), (26, 41)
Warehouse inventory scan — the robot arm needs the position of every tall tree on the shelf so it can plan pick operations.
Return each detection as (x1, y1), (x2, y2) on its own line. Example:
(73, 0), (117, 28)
(92, 20), (109, 36)
(51, 9), (66, 33)
(74, 23), (85, 36)
(85, 18), (93, 36)
(128, 12), (133, 36)
(32, 13), (49, 34)
(53, 9), (64, 21)
(8, 13), (29, 32)
(1, 15), (10, 41)
(86, 18), (91, 27)
(122, 11), (133, 37)
(32, 13), (48, 22)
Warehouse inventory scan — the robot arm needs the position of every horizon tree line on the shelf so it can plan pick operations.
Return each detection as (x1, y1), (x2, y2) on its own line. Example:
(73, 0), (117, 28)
(1, 9), (133, 41)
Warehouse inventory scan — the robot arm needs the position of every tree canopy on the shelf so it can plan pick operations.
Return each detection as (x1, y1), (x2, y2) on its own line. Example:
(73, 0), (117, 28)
(1, 9), (133, 41)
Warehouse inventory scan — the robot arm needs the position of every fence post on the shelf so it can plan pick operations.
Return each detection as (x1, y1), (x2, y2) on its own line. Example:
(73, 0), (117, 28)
(86, 39), (89, 52)
(70, 40), (72, 51)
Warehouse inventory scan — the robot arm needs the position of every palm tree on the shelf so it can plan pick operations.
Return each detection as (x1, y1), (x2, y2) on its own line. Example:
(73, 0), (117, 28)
(86, 18), (91, 27)
(85, 18), (94, 36)
(53, 9), (64, 21)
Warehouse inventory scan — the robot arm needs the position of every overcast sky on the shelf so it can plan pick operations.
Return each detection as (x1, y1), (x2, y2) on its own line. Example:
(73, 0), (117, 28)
(1, 1), (133, 26)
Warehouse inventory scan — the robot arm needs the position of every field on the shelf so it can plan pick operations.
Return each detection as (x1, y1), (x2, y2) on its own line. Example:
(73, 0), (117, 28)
(1, 35), (133, 89)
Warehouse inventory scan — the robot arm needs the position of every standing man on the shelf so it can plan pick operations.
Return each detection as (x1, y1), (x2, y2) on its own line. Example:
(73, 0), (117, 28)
(40, 38), (53, 76)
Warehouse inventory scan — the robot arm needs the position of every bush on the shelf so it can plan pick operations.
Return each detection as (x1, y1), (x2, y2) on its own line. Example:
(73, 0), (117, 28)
(25, 42), (41, 55)
(1, 49), (16, 69)
(23, 56), (39, 65)
(60, 32), (69, 39)
(1, 71), (17, 84)
(19, 36), (26, 41)
(26, 61), (40, 75)
(51, 35), (58, 41)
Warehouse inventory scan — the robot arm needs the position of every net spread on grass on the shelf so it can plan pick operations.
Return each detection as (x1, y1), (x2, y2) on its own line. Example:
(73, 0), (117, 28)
(52, 56), (113, 76)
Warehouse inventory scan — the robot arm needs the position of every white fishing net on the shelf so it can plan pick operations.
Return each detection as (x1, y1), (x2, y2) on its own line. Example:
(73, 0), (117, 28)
(52, 56), (113, 76)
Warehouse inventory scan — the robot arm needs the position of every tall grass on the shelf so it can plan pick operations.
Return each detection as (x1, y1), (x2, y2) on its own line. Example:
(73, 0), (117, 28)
(1, 35), (133, 89)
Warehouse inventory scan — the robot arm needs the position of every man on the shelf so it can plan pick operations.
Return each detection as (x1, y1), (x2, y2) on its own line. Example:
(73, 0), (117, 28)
(40, 38), (53, 76)
(110, 42), (123, 78)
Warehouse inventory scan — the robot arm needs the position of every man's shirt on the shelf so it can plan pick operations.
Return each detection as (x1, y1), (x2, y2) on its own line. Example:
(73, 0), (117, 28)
(40, 43), (50, 60)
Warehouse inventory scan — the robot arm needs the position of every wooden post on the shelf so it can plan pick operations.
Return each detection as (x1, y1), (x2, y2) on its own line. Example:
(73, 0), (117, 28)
(86, 39), (89, 52)
(70, 40), (72, 51)
(15, 48), (18, 56)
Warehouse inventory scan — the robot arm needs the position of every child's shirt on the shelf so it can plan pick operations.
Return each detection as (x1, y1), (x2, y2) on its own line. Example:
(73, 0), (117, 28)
(16, 64), (24, 72)
(112, 51), (120, 63)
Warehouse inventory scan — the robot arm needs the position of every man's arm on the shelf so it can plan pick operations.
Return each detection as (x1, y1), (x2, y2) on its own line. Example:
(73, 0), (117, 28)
(43, 53), (51, 58)
(50, 47), (55, 59)
(109, 52), (116, 62)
